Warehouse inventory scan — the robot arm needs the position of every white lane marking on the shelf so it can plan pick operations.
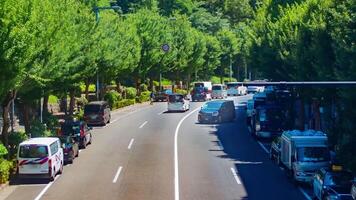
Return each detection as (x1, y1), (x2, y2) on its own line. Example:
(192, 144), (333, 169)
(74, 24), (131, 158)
(79, 150), (82, 153)
(112, 166), (123, 183)
(139, 121), (148, 129)
(110, 118), (119, 124)
(217, 140), (224, 150)
(174, 107), (200, 200)
(298, 187), (312, 200)
(158, 111), (165, 115)
(230, 167), (242, 184)
(34, 175), (60, 200)
(257, 141), (269, 154)
(128, 138), (134, 149)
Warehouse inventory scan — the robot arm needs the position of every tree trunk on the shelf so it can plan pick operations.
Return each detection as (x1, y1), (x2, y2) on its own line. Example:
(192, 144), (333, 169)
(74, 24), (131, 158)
(149, 78), (154, 92)
(68, 90), (75, 116)
(1, 90), (16, 147)
(23, 103), (31, 134)
(85, 79), (90, 100)
(43, 94), (49, 115)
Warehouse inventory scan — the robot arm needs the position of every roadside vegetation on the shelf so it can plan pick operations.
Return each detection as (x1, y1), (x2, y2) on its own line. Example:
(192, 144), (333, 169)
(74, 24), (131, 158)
(0, 0), (354, 183)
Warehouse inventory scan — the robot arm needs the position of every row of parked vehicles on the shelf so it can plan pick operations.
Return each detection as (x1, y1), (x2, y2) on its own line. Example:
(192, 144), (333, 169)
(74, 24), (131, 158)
(245, 86), (355, 199)
(16, 101), (112, 181)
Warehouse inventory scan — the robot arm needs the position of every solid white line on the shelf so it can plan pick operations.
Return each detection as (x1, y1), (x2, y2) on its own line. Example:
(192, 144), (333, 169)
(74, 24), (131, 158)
(298, 187), (312, 200)
(158, 111), (165, 115)
(217, 140), (224, 150)
(174, 107), (200, 200)
(257, 141), (269, 154)
(139, 121), (148, 129)
(110, 118), (119, 124)
(128, 138), (134, 149)
(34, 175), (60, 200)
(112, 166), (123, 183)
(230, 167), (242, 184)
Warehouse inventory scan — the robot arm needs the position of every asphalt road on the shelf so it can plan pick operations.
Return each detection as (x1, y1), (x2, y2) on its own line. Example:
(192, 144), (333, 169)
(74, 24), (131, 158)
(1, 96), (310, 200)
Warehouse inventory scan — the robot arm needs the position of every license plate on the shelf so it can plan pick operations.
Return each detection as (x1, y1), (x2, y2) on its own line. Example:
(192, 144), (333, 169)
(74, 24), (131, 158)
(90, 115), (97, 120)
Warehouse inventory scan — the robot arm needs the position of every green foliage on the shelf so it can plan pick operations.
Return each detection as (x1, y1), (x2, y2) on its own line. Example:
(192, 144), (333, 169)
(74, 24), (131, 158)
(139, 84), (148, 92)
(104, 90), (122, 108)
(211, 76), (237, 84)
(0, 159), (12, 184)
(113, 99), (136, 109)
(125, 87), (137, 99)
(48, 95), (58, 104)
(137, 91), (151, 103)
(29, 120), (55, 138)
(0, 144), (8, 158)
(175, 89), (188, 95)
(80, 84), (96, 93)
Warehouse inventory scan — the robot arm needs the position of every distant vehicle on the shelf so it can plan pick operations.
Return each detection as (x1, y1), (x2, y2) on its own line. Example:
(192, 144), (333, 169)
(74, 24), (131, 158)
(154, 89), (173, 102)
(269, 136), (281, 165)
(191, 87), (212, 101)
(351, 182), (356, 200)
(17, 137), (63, 181)
(59, 135), (79, 164)
(167, 94), (190, 112)
(247, 86), (260, 94)
(250, 104), (284, 138)
(280, 130), (330, 183)
(313, 167), (354, 200)
(84, 101), (111, 126)
(61, 120), (92, 149)
(226, 82), (247, 96)
(246, 99), (255, 124)
(194, 82), (212, 92)
(212, 84), (227, 99)
(198, 100), (235, 123)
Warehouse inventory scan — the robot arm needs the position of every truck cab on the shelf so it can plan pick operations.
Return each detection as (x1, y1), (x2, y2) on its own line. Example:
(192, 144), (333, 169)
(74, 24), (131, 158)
(280, 130), (331, 183)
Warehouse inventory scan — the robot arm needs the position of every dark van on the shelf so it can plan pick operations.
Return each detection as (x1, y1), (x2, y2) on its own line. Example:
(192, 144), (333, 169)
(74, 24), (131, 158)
(84, 101), (111, 126)
(198, 100), (235, 123)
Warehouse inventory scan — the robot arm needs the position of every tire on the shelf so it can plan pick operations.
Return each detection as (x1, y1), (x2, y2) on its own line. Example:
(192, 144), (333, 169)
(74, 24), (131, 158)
(59, 163), (63, 174)
(82, 138), (87, 149)
(76, 149), (79, 157)
(88, 134), (92, 145)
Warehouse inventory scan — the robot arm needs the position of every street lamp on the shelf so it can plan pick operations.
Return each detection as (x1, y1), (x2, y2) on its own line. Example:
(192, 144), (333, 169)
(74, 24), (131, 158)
(93, 5), (121, 100)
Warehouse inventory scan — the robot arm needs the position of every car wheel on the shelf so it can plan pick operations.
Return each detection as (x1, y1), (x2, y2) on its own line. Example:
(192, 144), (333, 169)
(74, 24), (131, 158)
(59, 163), (63, 174)
(88, 134), (92, 145)
(76, 149), (79, 157)
(82, 138), (87, 149)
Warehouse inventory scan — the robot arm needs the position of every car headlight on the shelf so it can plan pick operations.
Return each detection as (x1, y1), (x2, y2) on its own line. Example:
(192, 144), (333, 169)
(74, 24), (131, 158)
(212, 111), (219, 117)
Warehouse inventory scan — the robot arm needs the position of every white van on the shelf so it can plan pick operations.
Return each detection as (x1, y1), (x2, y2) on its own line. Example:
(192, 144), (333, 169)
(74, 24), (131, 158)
(168, 94), (190, 112)
(17, 137), (64, 181)
(212, 84), (227, 99)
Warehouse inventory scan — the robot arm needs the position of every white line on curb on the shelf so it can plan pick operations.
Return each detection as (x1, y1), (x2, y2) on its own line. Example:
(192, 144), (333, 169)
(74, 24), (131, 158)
(112, 166), (123, 183)
(257, 141), (269, 154)
(230, 167), (242, 184)
(139, 121), (148, 129)
(34, 175), (60, 200)
(174, 107), (200, 200)
(128, 138), (134, 149)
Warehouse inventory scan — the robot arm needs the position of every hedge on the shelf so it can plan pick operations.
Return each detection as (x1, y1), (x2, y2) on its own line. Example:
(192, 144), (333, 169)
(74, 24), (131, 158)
(0, 159), (12, 184)
(113, 99), (136, 109)
(104, 90), (122, 108)
(136, 91), (151, 103)
(125, 87), (137, 99)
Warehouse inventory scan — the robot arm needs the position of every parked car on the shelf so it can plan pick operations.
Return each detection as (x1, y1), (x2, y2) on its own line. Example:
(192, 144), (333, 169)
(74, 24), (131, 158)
(168, 94), (190, 112)
(212, 84), (227, 99)
(84, 101), (111, 126)
(59, 135), (79, 164)
(154, 89), (173, 102)
(61, 120), (92, 149)
(269, 136), (281, 165)
(17, 137), (63, 181)
(191, 87), (211, 101)
(198, 100), (235, 123)
(351, 181), (356, 200)
(313, 167), (354, 200)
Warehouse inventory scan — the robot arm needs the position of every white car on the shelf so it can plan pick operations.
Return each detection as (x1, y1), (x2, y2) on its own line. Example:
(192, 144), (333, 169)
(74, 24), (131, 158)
(168, 94), (190, 112)
(17, 137), (64, 181)
(212, 84), (227, 99)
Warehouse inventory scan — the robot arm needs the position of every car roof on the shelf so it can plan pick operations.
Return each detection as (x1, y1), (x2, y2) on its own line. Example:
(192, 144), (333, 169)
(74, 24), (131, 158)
(20, 137), (59, 146)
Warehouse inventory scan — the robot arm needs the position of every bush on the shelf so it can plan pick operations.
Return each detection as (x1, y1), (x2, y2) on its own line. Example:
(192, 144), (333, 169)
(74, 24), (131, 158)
(175, 89), (188, 95)
(104, 90), (121, 108)
(0, 144), (8, 158)
(125, 87), (137, 99)
(0, 159), (12, 184)
(30, 120), (55, 138)
(8, 132), (28, 159)
(73, 109), (84, 121)
(137, 91), (151, 103)
(139, 84), (148, 92)
(114, 99), (135, 109)
(43, 113), (59, 131)
(76, 96), (88, 107)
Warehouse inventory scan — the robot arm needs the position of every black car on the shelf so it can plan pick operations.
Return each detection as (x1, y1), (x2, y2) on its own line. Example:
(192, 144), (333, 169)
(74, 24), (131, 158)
(84, 101), (111, 126)
(269, 136), (281, 165)
(61, 120), (92, 149)
(313, 167), (354, 200)
(154, 89), (173, 102)
(198, 100), (235, 123)
(59, 135), (79, 164)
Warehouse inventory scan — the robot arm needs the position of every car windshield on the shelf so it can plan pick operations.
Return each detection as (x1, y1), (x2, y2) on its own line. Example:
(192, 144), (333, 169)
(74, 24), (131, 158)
(84, 105), (101, 113)
(297, 147), (330, 162)
(19, 145), (48, 158)
(169, 95), (184, 103)
(194, 83), (204, 88)
(202, 102), (223, 111)
(227, 83), (238, 88)
(194, 87), (206, 93)
(212, 86), (223, 90)
(324, 172), (353, 186)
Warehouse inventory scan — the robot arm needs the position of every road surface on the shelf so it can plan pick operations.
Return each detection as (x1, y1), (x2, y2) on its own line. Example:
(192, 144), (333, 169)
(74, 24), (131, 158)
(1, 96), (310, 200)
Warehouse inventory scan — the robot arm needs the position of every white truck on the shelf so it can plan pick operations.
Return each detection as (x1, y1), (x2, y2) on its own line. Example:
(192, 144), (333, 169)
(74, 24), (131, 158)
(280, 130), (330, 183)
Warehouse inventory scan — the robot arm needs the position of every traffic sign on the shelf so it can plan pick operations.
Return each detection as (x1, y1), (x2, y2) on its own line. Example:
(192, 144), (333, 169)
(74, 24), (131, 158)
(161, 44), (170, 53)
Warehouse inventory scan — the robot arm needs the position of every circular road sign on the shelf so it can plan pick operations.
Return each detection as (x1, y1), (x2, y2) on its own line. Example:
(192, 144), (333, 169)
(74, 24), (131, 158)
(161, 44), (170, 53)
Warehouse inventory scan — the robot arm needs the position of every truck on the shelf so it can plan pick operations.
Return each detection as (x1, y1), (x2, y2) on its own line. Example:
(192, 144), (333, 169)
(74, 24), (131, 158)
(280, 130), (331, 183)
